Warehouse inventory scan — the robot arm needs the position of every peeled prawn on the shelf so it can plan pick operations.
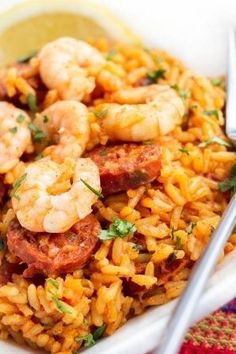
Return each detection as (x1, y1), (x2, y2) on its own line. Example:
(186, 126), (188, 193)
(34, 100), (90, 163)
(0, 102), (33, 173)
(99, 84), (185, 141)
(38, 37), (105, 100)
(12, 157), (101, 233)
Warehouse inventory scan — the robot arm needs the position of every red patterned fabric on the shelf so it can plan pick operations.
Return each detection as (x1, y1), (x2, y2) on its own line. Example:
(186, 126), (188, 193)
(179, 300), (236, 354)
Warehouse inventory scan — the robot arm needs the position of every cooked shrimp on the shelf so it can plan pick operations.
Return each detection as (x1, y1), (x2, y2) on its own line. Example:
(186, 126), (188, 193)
(34, 100), (90, 163)
(0, 102), (33, 173)
(98, 84), (185, 141)
(12, 157), (101, 233)
(38, 37), (105, 100)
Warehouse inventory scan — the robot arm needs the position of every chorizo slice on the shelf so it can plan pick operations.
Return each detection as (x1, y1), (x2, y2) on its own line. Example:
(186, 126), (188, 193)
(86, 143), (161, 195)
(7, 215), (100, 278)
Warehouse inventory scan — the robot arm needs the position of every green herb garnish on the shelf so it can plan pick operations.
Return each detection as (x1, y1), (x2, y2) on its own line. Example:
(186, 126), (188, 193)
(28, 122), (47, 143)
(51, 295), (72, 314)
(203, 110), (219, 120)
(198, 136), (231, 148)
(10, 173), (27, 201)
(186, 222), (197, 234)
(0, 239), (5, 251)
(132, 244), (143, 252)
(106, 48), (117, 61)
(17, 51), (37, 63)
(27, 94), (39, 113)
(46, 278), (59, 289)
(75, 334), (95, 348)
(43, 115), (49, 123)
(34, 152), (44, 161)
(143, 139), (154, 145)
(219, 164), (236, 194)
(99, 218), (136, 241)
(9, 127), (17, 134)
(93, 109), (108, 119)
(175, 236), (182, 250)
(180, 89), (190, 100)
(80, 179), (103, 198)
(179, 147), (189, 155)
(211, 78), (222, 87)
(170, 84), (179, 91)
(147, 69), (166, 82)
(16, 114), (25, 123)
(75, 324), (106, 348)
(93, 324), (106, 341)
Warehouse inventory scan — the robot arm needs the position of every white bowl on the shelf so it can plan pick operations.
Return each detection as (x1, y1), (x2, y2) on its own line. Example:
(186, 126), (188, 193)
(1, 0), (236, 353)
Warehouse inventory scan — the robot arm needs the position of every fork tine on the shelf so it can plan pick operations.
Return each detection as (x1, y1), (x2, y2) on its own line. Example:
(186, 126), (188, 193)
(226, 28), (236, 145)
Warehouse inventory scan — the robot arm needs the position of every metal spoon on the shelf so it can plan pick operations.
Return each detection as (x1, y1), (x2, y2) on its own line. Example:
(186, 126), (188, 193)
(154, 28), (236, 354)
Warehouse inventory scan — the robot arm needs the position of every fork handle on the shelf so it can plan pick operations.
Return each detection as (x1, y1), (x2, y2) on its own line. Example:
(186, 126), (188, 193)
(154, 193), (236, 354)
(226, 28), (236, 143)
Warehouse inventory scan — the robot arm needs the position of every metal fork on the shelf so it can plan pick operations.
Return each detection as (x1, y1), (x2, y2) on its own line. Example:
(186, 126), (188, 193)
(154, 28), (236, 354)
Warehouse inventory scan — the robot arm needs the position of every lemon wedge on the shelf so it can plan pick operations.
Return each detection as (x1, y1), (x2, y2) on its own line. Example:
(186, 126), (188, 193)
(0, 0), (139, 66)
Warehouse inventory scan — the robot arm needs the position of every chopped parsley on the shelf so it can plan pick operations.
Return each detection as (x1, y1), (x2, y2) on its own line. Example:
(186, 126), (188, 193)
(9, 127), (17, 134)
(146, 69), (166, 83)
(93, 109), (108, 119)
(143, 139), (154, 145)
(80, 179), (103, 198)
(198, 136), (231, 148)
(75, 324), (106, 348)
(132, 243), (143, 252)
(16, 114), (25, 123)
(171, 84), (179, 91)
(179, 147), (189, 155)
(186, 222), (197, 234)
(219, 164), (236, 194)
(17, 51), (37, 63)
(75, 334), (95, 348)
(180, 89), (190, 100)
(43, 115), (49, 123)
(203, 110), (219, 120)
(46, 279), (72, 314)
(99, 218), (136, 241)
(106, 48), (117, 61)
(211, 78), (222, 87)
(28, 122), (47, 143)
(51, 294), (72, 314)
(27, 94), (39, 113)
(46, 278), (59, 289)
(0, 238), (5, 251)
(10, 173), (27, 201)
(34, 152), (44, 161)
(93, 324), (107, 341)
(171, 85), (190, 100)
(175, 236), (182, 250)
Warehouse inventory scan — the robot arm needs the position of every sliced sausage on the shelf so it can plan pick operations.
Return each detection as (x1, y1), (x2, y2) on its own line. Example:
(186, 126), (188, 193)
(7, 215), (100, 278)
(86, 143), (161, 195)
(0, 260), (26, 285)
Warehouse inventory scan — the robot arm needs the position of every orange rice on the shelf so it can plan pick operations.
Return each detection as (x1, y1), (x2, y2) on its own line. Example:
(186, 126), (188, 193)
(0, 38), (235, 354)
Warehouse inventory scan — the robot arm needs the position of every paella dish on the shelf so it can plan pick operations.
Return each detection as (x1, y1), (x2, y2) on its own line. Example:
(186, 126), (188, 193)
(0, 36), (235, 353)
